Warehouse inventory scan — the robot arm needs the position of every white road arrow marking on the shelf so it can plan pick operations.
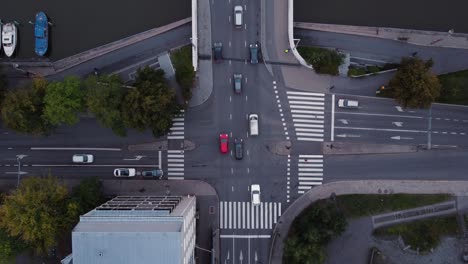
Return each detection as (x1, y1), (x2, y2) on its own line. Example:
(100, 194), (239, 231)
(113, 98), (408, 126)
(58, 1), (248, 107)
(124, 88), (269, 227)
(240, 250), (243, 264)
(391, 136), (413, 140)
(123, 155), (145, 161)
(338, 119), (349, 125)
(336, 134), (361, 138)
(395, 106), (404, 112)
(255, 251), (258, 262)
(392, 122), (403, 127)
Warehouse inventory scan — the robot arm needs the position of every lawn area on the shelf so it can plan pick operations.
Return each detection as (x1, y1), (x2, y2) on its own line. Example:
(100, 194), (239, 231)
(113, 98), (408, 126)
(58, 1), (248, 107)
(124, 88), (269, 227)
(336, 194), (453, 218)
(373, 215), (459, 253)
(297, 46), (343, 75)
(438, 69), (468, 105)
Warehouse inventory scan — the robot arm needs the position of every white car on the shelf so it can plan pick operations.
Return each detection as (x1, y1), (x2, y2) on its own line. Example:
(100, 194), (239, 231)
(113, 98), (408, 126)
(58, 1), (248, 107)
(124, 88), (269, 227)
(72, 154), (94, 164)
(114, 168), (136, 177)
(338, 99), (359, 109)
(251, 184), (261, 206)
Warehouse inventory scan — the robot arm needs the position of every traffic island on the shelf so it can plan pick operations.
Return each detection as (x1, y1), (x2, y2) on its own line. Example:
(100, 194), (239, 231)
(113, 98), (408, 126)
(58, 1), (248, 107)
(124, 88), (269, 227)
(323, 142), (418, 155)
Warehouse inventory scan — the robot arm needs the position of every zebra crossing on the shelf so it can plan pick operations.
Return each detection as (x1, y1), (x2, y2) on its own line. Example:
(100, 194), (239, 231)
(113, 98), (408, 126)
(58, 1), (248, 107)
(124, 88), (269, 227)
(219, 201), (282, 230)
(167, 110), (185, 140)
(298, 155), (323, 194)
(286, 91), (325, 142)
(167, 150), (184, 180)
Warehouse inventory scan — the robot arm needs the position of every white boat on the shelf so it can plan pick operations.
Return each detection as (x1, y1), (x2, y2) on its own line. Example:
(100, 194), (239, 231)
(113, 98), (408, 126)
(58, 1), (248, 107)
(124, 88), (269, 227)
(2, 23), (17, 57)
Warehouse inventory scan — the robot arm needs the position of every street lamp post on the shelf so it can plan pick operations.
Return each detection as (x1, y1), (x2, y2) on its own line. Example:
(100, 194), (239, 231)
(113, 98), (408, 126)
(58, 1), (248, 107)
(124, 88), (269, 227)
(16, 155), (27, 187)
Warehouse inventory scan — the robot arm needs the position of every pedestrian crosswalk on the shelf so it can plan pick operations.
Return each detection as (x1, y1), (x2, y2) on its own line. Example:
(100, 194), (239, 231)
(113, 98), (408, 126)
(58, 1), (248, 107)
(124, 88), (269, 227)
(286, 91), (325, 142)
(167, 110), (185, 140)
(167, 150), (184, 180)
(219, 201), (282, 230)
(298, 155), (323, 193)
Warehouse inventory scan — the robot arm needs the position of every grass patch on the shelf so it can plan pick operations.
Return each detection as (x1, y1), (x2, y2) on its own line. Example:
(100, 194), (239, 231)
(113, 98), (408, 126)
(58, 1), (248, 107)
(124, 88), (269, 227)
(283, 199), (347, 264)
(297, 46), (344, 75)
(373, 215), (459, 253)
(171, 45), (195, 103)
(348, 64), (399, 77)
(438, 69), (468, 105)
(336, 194), (452, 218)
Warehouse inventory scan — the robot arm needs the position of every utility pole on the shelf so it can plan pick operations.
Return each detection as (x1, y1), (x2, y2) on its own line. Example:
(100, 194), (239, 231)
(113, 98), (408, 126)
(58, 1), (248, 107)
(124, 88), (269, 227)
(16, 155), (27, 188)
(427, 105), (432, 150)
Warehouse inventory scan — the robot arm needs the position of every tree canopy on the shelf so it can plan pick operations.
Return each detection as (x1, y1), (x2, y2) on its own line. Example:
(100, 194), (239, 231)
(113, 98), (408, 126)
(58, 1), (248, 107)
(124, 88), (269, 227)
(283, 199), (347, 264)
(43, 76), (85, 126)
(0, 66), (7, 105)
(171, 46), (195, 101)
(1, 78), (51, 135)
(0, 176), (69, 255)
(85, 75), (127, 136)
(389, 57), (441, 109)
(122, 67), (180, 137)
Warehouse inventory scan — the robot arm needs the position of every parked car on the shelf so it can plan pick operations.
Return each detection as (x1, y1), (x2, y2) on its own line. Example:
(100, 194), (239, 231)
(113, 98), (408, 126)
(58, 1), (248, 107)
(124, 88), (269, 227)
(114, 168), (136, 177)
(72, 154), (94, 164)
(219, 133), (229, 154)
(142, 169), (164, 179)
(249, 43), (259, 64)
(251, 184), (261, 206)
(338, 99), (359, 109)
(213, 42), (223, 62)
(233, 74), (242, 94)
(234, 138), (243, 160)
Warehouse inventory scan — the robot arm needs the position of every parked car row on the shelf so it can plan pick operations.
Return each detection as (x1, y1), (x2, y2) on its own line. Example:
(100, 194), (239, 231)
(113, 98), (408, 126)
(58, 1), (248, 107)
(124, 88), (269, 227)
(70, 154), (163, 179)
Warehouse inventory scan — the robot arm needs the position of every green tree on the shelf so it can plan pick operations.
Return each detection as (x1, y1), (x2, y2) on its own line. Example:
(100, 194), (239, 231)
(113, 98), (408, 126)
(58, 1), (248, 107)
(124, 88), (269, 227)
(122, 67), (180, 137)
(85, 75), (127, 136)
(0, 176), (69, 255)
(283, 200), (347, 264)
(71, 177), (105, 215)
(389, 57), (441, 108)
(172, 46), (195, 101)
(0, 227), (29, 264)
(1, 78), (52, 135)
(0, 66), (7, 105)
(297, 46), (344, 75)
(43, 76), (85, 126)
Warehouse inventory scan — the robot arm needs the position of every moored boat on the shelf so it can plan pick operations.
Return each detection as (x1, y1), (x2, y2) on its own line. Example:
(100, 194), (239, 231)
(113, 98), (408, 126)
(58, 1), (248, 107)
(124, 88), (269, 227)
(34, 12), (48, 56)
(2, 22), (17, 57)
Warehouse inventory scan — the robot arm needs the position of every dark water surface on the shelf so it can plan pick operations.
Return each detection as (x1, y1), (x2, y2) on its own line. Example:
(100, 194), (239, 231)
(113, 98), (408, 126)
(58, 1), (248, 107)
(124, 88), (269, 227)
(295, 0), (468, 33)
(0, 0), (190, 59)
(1, 0), (466, 60)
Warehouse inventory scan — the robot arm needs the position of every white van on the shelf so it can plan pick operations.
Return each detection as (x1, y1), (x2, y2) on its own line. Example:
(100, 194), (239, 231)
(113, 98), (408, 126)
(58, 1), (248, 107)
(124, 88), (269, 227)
(234, 6), (243, 28)
(249, 114), (259, 136)
(338, 99), (359, 109)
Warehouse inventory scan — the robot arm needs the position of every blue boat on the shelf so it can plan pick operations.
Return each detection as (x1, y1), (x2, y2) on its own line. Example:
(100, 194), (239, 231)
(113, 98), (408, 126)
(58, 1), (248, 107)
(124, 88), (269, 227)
(34, 12), (48, 56)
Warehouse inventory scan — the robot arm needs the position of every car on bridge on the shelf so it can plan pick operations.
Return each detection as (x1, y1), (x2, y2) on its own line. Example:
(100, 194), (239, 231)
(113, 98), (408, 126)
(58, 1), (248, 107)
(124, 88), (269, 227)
(249, 43), (259, 64)
(219, 133), (229, 154)
(233, 74), (242, 94)
(234, 138), (243, 160)
(213, 42), (223, 63)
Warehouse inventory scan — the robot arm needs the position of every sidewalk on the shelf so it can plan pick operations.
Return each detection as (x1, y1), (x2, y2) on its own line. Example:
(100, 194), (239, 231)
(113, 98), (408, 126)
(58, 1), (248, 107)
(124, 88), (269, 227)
(295, 22), (468, 50)
(269, 180), (468, 264)
(189, 0), (213, 107)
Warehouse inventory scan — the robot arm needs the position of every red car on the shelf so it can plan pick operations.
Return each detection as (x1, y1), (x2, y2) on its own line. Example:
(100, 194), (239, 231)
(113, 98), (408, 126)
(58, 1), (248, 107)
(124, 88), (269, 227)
(219, 133), (229, 153)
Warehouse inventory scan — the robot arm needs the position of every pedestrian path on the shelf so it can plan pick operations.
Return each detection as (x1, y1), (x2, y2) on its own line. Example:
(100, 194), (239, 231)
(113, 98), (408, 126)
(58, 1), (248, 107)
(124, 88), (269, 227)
(166, 150), (184, 180)
(298, 155), (323, 193)
(286, 91), (325, 142)
(219, 201), (282, 230)
(167, 110), (185, 140)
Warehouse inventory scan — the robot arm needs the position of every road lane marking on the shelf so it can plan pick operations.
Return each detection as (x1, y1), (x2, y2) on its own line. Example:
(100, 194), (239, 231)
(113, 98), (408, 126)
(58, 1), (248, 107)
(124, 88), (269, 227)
(31, 164), (157, 167)
(30, 147), (121, 151)
(331, 94), (336, 141)
(335, 126), (426, 133)
(220, 235), (271, 239)
(335, 112), (423, 119)
(286, 91), (324, 96)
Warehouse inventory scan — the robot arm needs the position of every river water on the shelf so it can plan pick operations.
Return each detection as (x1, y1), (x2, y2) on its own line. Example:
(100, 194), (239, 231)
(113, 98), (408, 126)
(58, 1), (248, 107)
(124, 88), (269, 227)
(295, 0), (468, 34)
(0, 0), (190, 59)
(1, 0), (466, 60)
